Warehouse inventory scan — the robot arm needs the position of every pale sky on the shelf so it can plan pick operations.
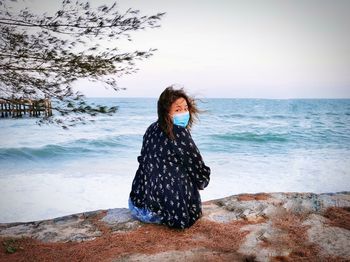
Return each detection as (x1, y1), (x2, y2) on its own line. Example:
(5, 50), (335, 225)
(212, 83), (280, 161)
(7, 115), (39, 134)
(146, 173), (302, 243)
(15, 0), (350, 98)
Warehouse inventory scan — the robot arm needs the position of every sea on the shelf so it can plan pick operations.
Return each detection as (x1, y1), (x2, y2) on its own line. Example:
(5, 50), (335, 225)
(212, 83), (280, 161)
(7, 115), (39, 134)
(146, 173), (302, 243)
(0, 98), (349, 223)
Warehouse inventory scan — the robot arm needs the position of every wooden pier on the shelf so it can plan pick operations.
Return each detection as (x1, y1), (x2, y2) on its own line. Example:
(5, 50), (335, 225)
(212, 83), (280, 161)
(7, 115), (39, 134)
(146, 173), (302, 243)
(0, 98), (53, 118)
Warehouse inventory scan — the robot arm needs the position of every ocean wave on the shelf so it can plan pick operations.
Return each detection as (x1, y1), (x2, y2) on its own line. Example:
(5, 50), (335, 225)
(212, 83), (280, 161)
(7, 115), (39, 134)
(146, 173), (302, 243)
(219, 113), (246, 118)
(219, 113), (296, 120)
(0, 145), (90, 160)
(0, 135), (138, 160)
(211, 132), (289, 143)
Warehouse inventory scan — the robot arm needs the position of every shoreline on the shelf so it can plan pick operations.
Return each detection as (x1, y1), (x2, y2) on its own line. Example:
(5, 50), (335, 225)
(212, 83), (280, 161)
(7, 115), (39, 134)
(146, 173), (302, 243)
(1, 191), (349, 261)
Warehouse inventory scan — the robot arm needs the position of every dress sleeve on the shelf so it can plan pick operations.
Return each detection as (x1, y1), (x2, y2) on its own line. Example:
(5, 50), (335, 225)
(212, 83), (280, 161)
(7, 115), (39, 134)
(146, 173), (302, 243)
(172, 126), (211, 190)
(137, 134), (146, 164)
(137, 124), (152, 164)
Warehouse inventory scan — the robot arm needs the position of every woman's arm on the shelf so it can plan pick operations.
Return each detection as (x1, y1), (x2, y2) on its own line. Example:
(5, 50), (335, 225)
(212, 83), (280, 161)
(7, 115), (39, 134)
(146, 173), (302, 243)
(172, 126), (211, 190)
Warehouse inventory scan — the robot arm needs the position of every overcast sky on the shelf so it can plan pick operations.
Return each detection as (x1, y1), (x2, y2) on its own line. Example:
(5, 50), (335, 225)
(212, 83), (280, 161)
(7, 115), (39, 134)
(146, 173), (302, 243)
(18, 0), (350, 98)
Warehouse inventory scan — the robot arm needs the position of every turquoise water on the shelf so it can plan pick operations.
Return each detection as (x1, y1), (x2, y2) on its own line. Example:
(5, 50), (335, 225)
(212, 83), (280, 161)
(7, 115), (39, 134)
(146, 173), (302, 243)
(0, 98), (349, 223)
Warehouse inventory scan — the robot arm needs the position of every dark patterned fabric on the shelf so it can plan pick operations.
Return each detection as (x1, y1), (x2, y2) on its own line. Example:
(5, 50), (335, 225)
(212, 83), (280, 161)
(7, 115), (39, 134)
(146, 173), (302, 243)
(129, 120), (211, 229)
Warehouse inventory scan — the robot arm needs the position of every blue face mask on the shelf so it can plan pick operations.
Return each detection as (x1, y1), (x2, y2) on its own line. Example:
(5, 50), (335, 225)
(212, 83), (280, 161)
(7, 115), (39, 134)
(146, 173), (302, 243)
(172, 112), (190, 127)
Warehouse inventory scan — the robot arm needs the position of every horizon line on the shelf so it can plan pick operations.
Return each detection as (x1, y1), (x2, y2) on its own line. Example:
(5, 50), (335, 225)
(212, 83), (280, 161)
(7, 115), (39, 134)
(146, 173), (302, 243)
(84, 96), (350, 100)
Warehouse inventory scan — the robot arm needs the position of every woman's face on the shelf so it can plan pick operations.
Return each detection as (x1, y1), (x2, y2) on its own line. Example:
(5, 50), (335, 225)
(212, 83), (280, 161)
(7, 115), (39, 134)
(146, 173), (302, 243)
(169, 97), (189, 118)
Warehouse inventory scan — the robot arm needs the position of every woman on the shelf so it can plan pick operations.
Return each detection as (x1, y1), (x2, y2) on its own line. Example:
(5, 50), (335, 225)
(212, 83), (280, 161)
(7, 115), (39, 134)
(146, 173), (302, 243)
(128, 86), (211, 229)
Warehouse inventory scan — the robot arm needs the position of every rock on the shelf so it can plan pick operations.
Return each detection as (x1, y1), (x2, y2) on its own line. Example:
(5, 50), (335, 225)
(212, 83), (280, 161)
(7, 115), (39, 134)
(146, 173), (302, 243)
(101, 208), (142, 232)
(0, 191), (349, 261)
(238, 221), (291, 261)
(0, 210), (105, 243)
(303, 213), (350, 258)
(114, 247), (241, 262)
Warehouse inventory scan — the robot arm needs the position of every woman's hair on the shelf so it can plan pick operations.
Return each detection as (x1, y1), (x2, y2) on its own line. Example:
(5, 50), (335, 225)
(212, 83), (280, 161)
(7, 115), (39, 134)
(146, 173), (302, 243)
(157, 85), (200, 139)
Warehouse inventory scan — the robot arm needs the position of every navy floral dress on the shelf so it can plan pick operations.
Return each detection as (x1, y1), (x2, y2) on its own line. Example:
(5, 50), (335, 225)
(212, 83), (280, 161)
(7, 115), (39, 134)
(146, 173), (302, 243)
(129, 120), (211, 229)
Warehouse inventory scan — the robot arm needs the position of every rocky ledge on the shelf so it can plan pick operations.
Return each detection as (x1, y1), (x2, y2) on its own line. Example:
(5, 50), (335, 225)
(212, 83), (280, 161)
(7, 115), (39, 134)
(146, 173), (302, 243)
(1, 191), (349, 262)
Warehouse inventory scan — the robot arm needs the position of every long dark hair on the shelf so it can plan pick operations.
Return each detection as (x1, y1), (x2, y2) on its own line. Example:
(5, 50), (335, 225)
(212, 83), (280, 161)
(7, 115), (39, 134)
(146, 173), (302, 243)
(157, 85), (200, 139)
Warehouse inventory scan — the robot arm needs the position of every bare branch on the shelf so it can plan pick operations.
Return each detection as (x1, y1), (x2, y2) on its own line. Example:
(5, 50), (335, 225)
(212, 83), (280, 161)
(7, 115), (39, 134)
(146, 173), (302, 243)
(0, 0), (165, 128)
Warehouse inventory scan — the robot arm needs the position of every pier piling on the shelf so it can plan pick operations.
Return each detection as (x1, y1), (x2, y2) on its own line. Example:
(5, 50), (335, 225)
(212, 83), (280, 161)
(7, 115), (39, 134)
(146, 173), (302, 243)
(0, 98), (53, 118)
